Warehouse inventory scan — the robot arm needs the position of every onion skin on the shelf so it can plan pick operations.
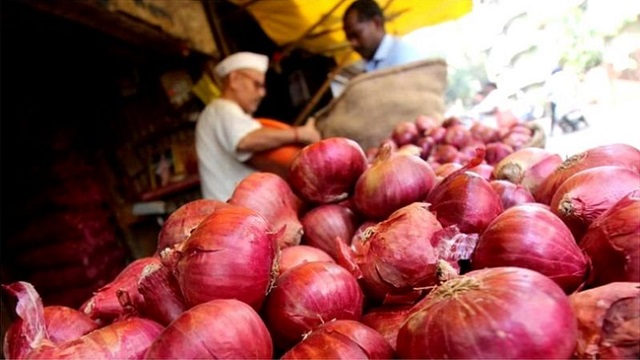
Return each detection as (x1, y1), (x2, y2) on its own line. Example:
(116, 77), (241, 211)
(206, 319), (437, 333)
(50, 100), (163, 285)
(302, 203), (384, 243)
(361, 305), (412, 351)
(229, 172), (304, 249)
(535, 144), (640, 204)
(301, 203), (358, 260)
(490, 180), (536, 209)
(289, 137), (368, 204)
(484, 142), (514, 166)
(415, 115), (439, 134)
(354, 145), (436, 220)
(550, 166), (640, 241)
(40, 307), (98, 344)
(144, 299), (273, 359)
(469, 163), (494, 181)
(443, 124), (471, 149)
(156, 199), (228, 253)
(281, 320), (394, 359)
(580, 190), (640, 287)
(569, 282), (640, 359)
(28, 317), (164, 360)
(278, 245), (335, 276)
(263, 261), (364, 350)
(427, 171), (503, 235)
(392, 121), (419, 146)
(492, 147), (562, 195)
(397, 267), (578, 359)
(81, 257), (161, 324)
(137, 262), (186, 326)
(472, 204), (588, 293)
(357, 203), (443, 304)
(435, 162), (463, 180)
(174, 204), (277, 310)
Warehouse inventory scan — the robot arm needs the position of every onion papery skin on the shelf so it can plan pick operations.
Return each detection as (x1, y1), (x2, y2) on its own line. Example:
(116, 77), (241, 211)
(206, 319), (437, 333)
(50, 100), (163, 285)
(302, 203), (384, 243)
(229, 172), (304, 249)
(263, 261), (364, 350)
(301, 203), (358, 260)
(580, 190), (640, 287)
(427, 171), (503, 234)
(40, 306), (98, 344)
(397, 267), (578, 359)
(535, 143), (640, 204)
(490, 180), (536, 209)
(357, 203), (443, 304)
(415, 115), (439, 134)
(281, 320), (394, 359)
(81, 257), (161, 324)
(469, 163), (494, 181)
(549, 166), (640, 241)
(144, 299), (273, 359)
(28, 317), (164, 360)
(492, 147), (562, 196)
(278, 245), (335, 276)
(569, 282), (640, 359)
(361, 305), (412, 351)
(174, 204), (277, 310)
(354, 146), (436, 220)
(472, 204), (588, 293)
(443, 124), (471, 149)
(289, 137), (368, 204)
(137, 262), (186, 326)
(156, 199), (228, 253)
(470, 123), (500, 144)
(392, 121), (419, 146)
(435, 162), (463, 180)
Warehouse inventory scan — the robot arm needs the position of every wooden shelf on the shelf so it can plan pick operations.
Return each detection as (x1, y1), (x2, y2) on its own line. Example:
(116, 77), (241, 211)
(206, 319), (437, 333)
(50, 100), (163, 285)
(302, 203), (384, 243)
(139, 174), (200, 202)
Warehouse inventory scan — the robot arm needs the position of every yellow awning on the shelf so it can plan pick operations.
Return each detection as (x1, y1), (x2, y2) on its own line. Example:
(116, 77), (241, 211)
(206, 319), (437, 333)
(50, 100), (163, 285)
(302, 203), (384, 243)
(229, 0), (473, 63)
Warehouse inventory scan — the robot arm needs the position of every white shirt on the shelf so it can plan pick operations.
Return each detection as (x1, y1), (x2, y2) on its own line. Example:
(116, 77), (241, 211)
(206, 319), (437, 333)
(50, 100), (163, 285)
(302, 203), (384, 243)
(195, 98), (261, 201)
(365, 34), (424, 72)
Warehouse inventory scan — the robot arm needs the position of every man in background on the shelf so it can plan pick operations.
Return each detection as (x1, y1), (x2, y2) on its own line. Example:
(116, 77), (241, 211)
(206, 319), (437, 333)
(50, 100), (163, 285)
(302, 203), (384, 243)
(342, 0), (424, 73)
(195, 52), (320, 201)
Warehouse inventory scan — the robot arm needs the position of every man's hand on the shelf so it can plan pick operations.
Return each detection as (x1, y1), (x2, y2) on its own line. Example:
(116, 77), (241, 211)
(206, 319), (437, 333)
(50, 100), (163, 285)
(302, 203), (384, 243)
(297, 117), (322, 144)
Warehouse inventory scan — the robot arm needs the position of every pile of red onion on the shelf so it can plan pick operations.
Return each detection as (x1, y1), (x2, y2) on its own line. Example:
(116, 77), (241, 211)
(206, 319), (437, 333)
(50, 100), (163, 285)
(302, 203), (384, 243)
(3, 121), (640, 359)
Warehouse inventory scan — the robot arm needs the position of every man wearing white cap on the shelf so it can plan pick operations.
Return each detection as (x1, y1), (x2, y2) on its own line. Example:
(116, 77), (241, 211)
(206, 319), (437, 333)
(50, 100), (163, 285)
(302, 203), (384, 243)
(195, 51), (321, 201)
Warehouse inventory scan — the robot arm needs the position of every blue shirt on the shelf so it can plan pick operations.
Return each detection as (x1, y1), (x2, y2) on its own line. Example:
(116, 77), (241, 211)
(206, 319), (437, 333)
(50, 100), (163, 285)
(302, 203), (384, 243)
(365, 34), (424, 72)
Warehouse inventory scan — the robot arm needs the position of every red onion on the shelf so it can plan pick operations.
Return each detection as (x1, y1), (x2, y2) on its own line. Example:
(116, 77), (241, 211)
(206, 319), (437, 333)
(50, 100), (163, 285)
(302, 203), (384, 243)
(229, 172), (304, 248)
(263, 261), (364, 350)
(351, 221), (376, 251)
(39, 306), (98, 344)
(428, 127), (447, 143)
(501, 131), (532, 150)
(137, 261), (186, 326)
(472, 204), (588, 293)
(468, 163), (494, 181)
(396, 144), (422, 157)
(354, 144), (436, 219)
(470, 122), (499, 143)
(361, 305), (412, 351)
(29, 318), (163, 359)
(415, 136), (435, 160)
(2, 282), (163, 360)
(434, 162), (463, 180)
(415, 115), (439, 134)
(550, 166), (640, 241)
(430, 144), (458, 163)
(509, 123), (534, 136)
(174, 204), (277, 310)
(443, 124), (471, 149)
(391, 121), (419, 146)
(81, 257), (161, 324)
(156, 199), (228, 253)
(144, 299), (272, 359)
(301, 203), (358, 260)
(427, 149), (503, 234)
(355, 203), (443, 304)
(289, 137), (368, 203)
(569, 282), (640, 359)
(441, 117), (463, 128)
(490, 180), (536, 209)
(535, 143), (640, 204)
(484, 142), (514, 165)
(580, 190), (640, 287)
(278, 245), (335, 275)
(281, 320), (393, 359)
(397, 267), (578, 358)
(492, 147), (563, 195)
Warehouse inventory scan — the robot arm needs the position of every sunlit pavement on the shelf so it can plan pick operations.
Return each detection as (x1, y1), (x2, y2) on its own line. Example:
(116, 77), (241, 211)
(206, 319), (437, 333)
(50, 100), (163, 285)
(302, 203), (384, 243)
(532, 79), (640, 158)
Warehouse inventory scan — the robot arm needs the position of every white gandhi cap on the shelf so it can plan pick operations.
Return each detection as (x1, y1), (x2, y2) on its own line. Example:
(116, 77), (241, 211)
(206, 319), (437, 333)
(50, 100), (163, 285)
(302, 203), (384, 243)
(214, 52), (269, 78)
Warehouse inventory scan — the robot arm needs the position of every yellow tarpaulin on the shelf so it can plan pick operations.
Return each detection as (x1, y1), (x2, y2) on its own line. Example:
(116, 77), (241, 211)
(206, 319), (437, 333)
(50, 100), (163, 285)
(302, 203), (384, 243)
(229, 0), (472, 62)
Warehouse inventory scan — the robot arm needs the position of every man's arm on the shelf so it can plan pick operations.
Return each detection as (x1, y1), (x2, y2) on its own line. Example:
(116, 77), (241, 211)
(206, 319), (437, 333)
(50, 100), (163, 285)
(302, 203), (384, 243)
(237, 118), (321, 152)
